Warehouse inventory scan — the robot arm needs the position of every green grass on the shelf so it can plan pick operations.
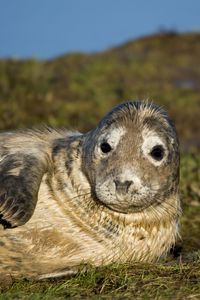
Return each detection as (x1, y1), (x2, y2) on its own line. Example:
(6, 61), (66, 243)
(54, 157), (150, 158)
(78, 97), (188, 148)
(1, 261), (200, 299)
(0, 32), (200, 299)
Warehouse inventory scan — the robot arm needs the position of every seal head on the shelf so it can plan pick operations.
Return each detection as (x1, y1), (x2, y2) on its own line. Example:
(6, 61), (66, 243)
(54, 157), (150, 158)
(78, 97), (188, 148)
(82, 101), (179, 214)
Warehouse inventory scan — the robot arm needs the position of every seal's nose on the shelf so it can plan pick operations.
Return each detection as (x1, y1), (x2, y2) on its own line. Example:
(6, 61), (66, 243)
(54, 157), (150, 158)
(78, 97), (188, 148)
(114, 180), (133, 194)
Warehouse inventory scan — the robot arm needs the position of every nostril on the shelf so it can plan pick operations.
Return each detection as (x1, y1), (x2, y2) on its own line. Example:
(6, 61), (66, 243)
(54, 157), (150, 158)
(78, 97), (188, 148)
(114, 180), (133, 193)
(114, 180), (120, 188)
(125, 180), (133, 189)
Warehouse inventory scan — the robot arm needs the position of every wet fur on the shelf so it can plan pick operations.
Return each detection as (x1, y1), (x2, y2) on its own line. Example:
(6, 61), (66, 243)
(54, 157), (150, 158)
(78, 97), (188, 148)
(0, 101), (180, 279)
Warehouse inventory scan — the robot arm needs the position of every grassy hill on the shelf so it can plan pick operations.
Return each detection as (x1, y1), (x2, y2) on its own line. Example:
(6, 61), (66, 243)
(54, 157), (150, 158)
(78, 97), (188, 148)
(0, 33), (200, 299)
(0, 32), (200, 148)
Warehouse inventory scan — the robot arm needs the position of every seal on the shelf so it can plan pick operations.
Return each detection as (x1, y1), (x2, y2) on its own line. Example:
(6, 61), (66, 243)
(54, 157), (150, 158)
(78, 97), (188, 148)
(0, 101), (180, 279)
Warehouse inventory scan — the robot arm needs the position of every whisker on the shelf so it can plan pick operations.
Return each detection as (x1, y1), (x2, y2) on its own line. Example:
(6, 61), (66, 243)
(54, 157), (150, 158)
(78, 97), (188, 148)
(67, 192), (91, 202)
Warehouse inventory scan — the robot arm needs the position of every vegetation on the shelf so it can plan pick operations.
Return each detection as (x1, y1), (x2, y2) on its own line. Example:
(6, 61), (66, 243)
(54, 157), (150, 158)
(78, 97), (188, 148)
(0, 32), (200, 299)
(0, 32), (200, 148)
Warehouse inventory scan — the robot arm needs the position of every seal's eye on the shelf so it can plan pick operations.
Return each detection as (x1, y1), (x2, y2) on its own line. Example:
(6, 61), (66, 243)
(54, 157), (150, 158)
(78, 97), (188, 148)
(150, 145), (165, 161)
(100, 142), (112, 154)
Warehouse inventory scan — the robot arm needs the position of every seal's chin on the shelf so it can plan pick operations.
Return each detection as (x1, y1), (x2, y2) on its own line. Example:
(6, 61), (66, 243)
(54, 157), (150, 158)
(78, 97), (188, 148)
(105, 202), (151, 214)
(92, 191), (151, 214)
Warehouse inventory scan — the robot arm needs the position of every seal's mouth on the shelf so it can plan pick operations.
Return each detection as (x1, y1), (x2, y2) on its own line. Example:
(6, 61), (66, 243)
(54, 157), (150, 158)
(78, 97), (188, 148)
(92, 190), (151, 214)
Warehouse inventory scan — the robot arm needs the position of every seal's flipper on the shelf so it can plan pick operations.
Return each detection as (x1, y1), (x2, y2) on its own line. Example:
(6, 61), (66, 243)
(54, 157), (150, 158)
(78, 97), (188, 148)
(0, 131), (54, 229)
(0, 153), (48, 228)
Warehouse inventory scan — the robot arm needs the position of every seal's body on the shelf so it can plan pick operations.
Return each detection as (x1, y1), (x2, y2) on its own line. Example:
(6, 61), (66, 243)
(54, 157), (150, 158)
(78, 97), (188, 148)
(0, 101), (180, 279)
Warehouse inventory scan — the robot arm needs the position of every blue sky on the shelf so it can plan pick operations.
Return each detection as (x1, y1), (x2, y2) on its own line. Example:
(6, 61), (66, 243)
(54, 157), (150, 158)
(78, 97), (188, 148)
(0, 0), (199, 59)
